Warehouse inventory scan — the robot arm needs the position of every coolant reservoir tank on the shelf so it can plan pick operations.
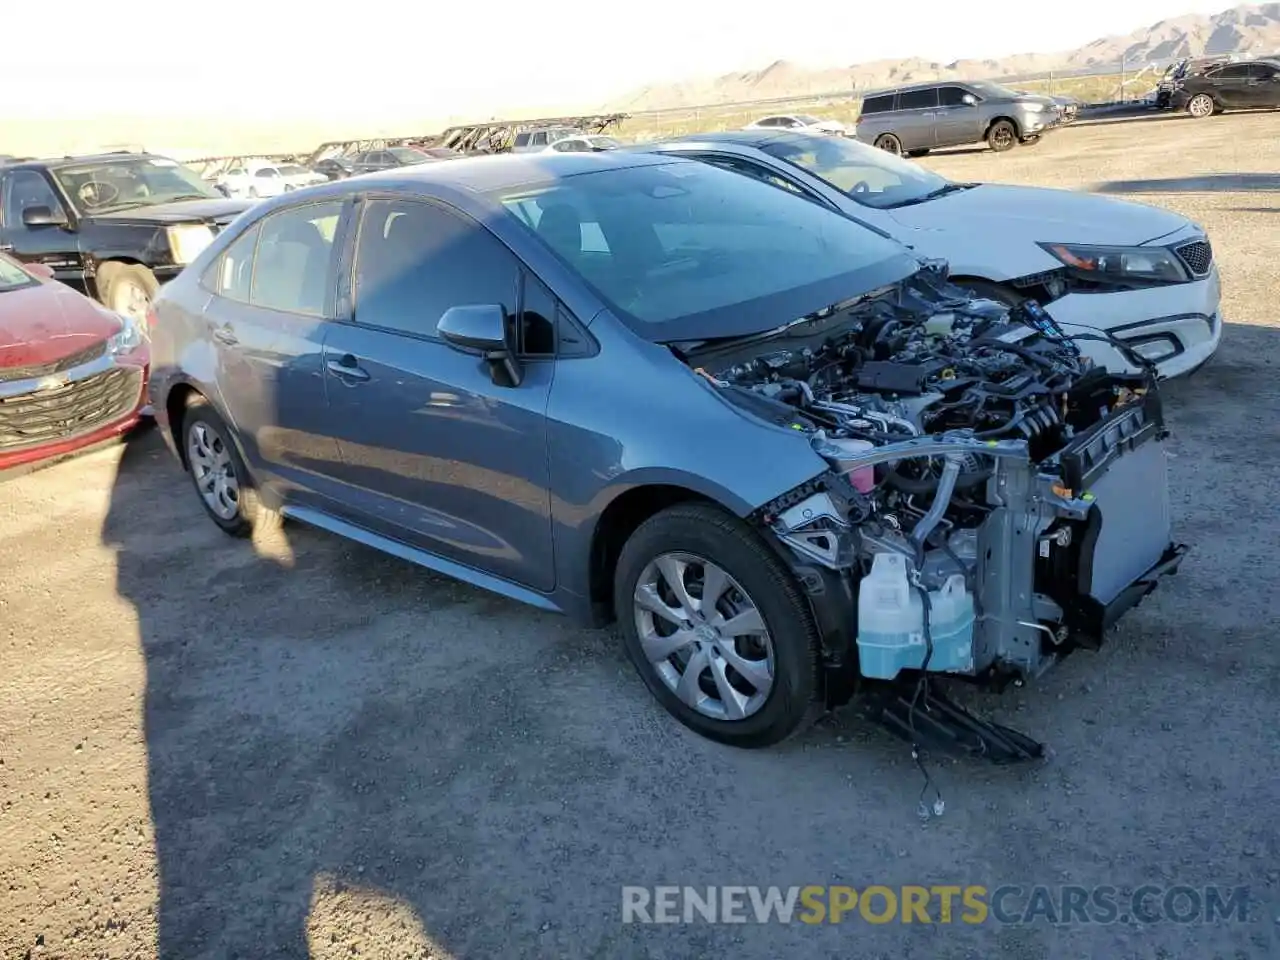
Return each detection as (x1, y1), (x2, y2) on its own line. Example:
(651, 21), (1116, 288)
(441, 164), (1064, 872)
(813, 436), (876, 493)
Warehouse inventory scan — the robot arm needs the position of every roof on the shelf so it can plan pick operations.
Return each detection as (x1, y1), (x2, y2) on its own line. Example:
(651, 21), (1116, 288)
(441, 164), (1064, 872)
(338, 150), (680, 194)
(651, 130), (821, 149)
(5, 151), (162, 171)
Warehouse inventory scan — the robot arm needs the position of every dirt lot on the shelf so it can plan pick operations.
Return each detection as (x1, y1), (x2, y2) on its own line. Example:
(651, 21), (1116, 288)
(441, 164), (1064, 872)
(2, 111), (1278, 960)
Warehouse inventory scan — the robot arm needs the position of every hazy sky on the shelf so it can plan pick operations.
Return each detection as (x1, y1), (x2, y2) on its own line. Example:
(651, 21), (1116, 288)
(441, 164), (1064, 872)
(1, 0), (1235, 121)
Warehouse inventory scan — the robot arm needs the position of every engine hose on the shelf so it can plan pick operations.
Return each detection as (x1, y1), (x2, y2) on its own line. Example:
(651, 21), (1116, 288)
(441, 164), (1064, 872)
(884, 462), (994, 494)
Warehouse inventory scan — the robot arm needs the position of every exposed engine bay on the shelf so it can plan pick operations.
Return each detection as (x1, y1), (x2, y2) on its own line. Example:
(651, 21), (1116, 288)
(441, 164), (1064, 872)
(686, 263), (1186, 748)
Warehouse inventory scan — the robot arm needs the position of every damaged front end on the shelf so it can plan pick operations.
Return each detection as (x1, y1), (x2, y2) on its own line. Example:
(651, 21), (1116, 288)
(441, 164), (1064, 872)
(693, 264), (1187, 758)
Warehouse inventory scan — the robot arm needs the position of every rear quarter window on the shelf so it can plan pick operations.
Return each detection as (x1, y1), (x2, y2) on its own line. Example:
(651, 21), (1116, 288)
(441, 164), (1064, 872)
(860, 94), (895, 115)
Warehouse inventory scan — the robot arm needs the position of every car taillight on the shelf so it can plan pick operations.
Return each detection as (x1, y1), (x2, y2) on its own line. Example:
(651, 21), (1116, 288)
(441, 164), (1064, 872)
(146, 306), (158, 334)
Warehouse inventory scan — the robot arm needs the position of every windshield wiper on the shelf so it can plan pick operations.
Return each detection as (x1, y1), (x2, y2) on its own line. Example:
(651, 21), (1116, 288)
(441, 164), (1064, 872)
(886, 182), (975, 209)
(159, 194), (218, 203)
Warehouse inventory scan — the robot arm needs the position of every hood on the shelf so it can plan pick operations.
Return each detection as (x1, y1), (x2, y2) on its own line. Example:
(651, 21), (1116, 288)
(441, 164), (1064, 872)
(0, 280), (121, 369)
(884, 183), (1191, 247)
(91, 196), (253, 225)
(1011, 93), (1059, 108)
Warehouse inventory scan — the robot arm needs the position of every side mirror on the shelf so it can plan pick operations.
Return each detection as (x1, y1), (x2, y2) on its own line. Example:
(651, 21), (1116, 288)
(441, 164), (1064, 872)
(22, 205), (68, 228)
(438, 303), (523, 387)
(24, 261), (56, 279)
(961, 94), (978, 106)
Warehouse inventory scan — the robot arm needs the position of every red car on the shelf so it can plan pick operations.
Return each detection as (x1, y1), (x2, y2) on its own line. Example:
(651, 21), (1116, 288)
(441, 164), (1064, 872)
(0, 253), (150, 470)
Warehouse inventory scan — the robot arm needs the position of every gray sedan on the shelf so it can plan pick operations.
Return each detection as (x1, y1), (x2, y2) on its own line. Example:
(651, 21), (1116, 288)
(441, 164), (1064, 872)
(148, 151), (1183, 755)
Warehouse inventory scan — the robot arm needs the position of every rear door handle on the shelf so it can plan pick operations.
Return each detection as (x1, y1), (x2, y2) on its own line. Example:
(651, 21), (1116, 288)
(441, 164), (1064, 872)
(326, 355), (370, 382)
(211, 325), (238, 345)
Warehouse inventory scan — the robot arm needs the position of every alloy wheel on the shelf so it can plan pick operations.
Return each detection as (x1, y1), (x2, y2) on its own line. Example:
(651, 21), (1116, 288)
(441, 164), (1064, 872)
(875, 135), (902, 156)
(1188, 94), (1214, 118)
(187, 421), (240, 521)
(632, 552), (775, 721)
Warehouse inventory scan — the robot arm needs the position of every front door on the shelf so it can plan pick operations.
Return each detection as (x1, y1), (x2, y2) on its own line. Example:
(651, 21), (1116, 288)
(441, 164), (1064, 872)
(202, 198), (347, 504)
(1242, 62), (1280, 108)
(0, 169), (87, 290)
(321, 195), (556, 591)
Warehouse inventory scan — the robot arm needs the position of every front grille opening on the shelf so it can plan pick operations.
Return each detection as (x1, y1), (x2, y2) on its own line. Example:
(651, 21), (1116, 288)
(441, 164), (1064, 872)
(0, 367), (142, 451)
(1175, 239), (1213, 277)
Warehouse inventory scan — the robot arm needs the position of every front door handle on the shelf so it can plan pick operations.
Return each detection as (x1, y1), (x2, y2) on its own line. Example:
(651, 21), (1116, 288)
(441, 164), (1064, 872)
(326, 355), (370, 382)
(0, 243), (13, 253)
(211, 325), (238, 345)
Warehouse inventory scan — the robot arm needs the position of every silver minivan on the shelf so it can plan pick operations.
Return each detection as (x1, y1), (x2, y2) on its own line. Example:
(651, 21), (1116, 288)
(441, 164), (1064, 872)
(855, 80), (1064, 156)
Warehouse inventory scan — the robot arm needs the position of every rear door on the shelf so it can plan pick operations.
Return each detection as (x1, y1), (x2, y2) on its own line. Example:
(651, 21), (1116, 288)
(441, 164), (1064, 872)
(1242, 62), (1280, 107)
(202, 198), (349, 503)
(1205, 64), (1251, 107)
(319, 195), (557, 590)
(0, 168), (87, 289)
(934, 85), (983, 146)
(893, 87), (940, 150)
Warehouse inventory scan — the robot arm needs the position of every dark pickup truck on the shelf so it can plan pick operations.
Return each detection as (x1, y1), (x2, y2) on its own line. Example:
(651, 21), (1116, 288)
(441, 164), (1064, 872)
(0, 152), (252, 322)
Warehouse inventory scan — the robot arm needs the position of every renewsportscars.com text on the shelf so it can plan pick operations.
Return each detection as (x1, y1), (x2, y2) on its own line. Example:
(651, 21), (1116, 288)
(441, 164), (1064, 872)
(621, 885), (1252, 926)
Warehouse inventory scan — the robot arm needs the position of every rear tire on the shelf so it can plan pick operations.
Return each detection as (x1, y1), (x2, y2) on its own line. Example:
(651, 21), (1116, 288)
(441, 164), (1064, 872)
(987, 120), (1018, 153)
(612, 503), (821, 748)
(873, 134), (904, 156)
(180, 397), (280, 538)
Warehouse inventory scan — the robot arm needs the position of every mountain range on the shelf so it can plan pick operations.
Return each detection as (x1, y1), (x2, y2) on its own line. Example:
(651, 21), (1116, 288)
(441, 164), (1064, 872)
(608, 3), (1280, 110)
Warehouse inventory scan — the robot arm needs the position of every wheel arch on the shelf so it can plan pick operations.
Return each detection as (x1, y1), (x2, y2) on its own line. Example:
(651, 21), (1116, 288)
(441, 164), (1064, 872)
(89, 256), (149, 300)
(584, 482), (737, 625)
(984, 114), (1022, 139)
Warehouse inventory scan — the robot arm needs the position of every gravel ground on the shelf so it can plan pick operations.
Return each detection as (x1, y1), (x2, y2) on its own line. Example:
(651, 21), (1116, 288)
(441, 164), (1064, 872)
(2, 111), (1277, 960)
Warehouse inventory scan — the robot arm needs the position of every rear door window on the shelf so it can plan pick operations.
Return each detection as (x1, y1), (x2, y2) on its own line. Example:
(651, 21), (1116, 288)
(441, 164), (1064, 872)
(206, 222), (261, 301)
(898, 88), (938, 110)
(246, 200), (343, 315)
(860, 94), (895, 115)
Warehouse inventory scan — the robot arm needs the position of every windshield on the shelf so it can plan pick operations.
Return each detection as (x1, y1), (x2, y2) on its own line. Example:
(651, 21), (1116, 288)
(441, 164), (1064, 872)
(389, 147), (429, 163)
(760, 134), (951, 209)
(796, 115), (823, 124)
(52, 156), (220, 213)
(966, 80), (1022, 100)
(587, 136), (621, 149)
(495, 159), (915, 341)
(0, 256), (36, 292)
(278, 164), (309, 176)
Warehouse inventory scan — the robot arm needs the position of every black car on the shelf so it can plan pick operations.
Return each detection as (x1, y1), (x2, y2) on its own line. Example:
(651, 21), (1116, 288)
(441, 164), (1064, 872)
(348, 146), (437, 175)
(1173, 58), (1280, 118)
(312, 156), (356, 181)
(0, 153), (251, 321)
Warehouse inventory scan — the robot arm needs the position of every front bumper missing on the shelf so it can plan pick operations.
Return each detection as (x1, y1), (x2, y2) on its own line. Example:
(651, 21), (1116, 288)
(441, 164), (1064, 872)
(1069, 542), (1186, 647)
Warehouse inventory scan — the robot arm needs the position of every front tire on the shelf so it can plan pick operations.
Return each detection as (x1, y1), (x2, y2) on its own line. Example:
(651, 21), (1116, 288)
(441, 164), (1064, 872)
(181, 398), (279, 538)
(96, 262), (158, 324)
(1187, 93), (1216, 119)
(613, 503), (820, 747)
(987, 120), (1018, 152)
